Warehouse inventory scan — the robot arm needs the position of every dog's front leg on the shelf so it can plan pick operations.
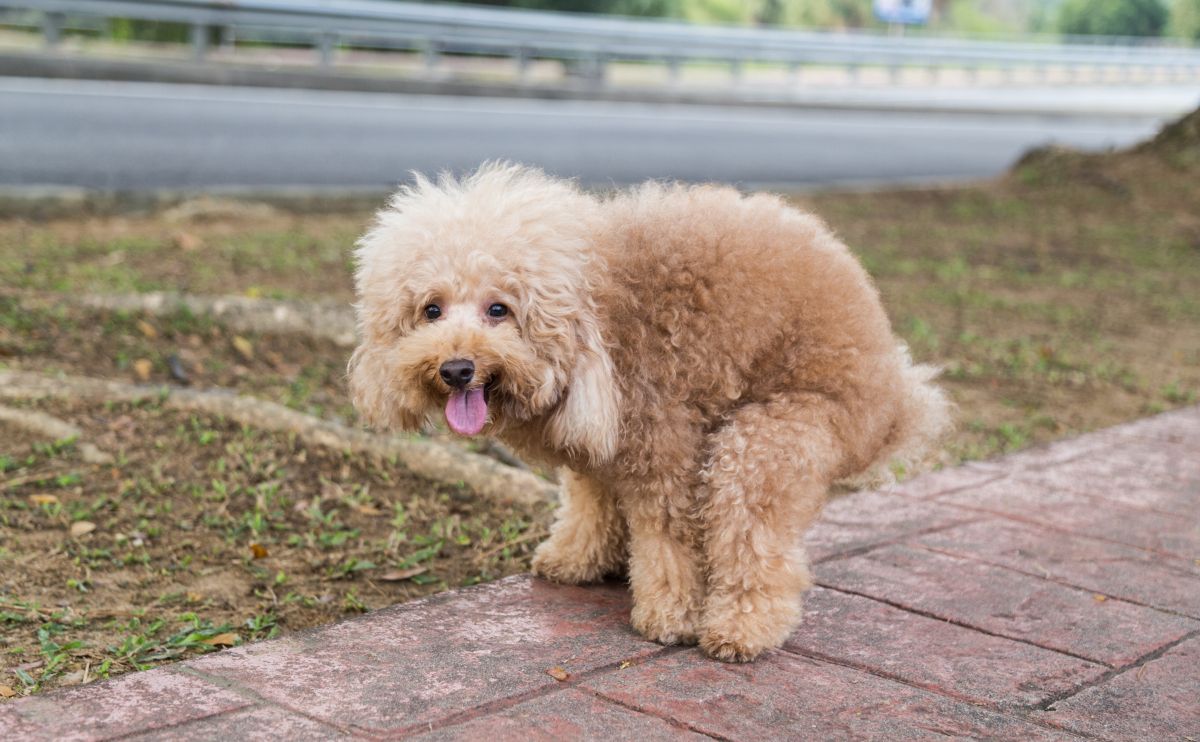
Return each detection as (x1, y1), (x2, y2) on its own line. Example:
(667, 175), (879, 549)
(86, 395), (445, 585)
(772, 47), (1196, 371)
(532, 470), (626, 584)
(619, 477), (704, 646)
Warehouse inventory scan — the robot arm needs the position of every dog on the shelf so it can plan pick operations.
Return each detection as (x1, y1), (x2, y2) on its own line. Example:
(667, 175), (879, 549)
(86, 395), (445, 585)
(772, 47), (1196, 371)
(348, 163), (950, 662)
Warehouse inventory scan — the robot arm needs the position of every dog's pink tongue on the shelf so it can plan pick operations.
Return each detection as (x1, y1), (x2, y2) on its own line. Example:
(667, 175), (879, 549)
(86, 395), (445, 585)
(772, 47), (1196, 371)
(445, 387), (488, 436)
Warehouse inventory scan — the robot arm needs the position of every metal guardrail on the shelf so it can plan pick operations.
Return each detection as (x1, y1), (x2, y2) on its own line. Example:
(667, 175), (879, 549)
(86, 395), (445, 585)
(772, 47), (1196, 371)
(2, 0), (1199, 84)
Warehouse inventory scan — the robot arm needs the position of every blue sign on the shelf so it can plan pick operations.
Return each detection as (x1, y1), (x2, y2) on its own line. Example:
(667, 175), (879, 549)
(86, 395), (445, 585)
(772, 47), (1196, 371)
(873, 0), (933, 25)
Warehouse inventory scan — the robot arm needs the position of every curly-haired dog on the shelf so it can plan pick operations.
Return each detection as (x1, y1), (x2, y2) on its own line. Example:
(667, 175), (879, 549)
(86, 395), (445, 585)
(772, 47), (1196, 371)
(349, 163), (950, 662)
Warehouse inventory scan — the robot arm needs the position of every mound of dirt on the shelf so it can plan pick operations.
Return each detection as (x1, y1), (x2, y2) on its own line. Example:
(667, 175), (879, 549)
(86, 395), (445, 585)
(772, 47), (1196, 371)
(1009, 105), (1200, 189)
(1136, 105), (1200, 166)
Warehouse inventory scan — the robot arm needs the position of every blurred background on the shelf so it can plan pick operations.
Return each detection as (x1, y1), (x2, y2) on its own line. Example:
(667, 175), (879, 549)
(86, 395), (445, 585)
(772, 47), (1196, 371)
(1, 0), (1198, 697)
(0, 0), (1198, 188)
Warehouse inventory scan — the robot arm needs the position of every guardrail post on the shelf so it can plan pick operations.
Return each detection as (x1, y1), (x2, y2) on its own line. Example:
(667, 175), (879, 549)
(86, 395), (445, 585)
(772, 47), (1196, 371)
(421, 40), (440, 75)
(317, 32), (337, 68)
(787, 61), (801, 86)
(515, 47), (531, 83)
(190, 23), (207, 61)
(668, 57), (681, 86)
(592, 53), (608, 88)
(41, 11), (64, 48)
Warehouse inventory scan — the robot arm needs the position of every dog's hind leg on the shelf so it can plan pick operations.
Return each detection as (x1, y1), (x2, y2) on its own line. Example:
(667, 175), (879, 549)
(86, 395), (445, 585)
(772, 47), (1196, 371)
(698, 393), (845, 662)
(531, 470), (627, 584)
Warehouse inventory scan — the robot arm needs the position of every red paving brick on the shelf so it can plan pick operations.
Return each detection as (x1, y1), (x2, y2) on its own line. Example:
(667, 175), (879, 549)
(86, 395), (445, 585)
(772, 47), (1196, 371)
(0, 667), (251, 741)
(808, 489), (979, 562)
(1037, 635), (1200, 740)
(3, 407), (1198, 741)
(936, 474), (1200, 560)
(816, 544), (1200, 666)
(876, 463), (1005, 500)
(122, 704), (351, 741)
(1015, 439), (1200, 516)
(784, 587), (1107, 709)
(184, 576), (662, 736)
(582, 649), (1062, 740)
(413, 688), (706, 741)
(1113, 406), (1200, 447)
(917, 519), (1200, 618)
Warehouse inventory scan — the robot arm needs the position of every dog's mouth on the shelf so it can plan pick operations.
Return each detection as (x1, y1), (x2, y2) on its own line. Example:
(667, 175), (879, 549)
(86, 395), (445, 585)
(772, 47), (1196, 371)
(444, 377), (497, 436)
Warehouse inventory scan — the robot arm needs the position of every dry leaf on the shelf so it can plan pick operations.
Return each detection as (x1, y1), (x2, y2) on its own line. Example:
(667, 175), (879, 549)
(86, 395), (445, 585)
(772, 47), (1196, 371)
(132, 358), (153, 382)
(231, 336), (254, 362)
(0, 685), (15, 698)
(546, 666), (570, 682)
(186, 592), (205, 603)
(1093, 594), (1108, 602)
(379, 567), (428, 582)
(58, 670), (87, 687)
(355, 504), (384, 517)
(202, 632), (238, 647)
(135, 320), (158, 339)
(70, 521), (97, 537)
(250, 543), (269, 559)
(29, 494), (59, 505)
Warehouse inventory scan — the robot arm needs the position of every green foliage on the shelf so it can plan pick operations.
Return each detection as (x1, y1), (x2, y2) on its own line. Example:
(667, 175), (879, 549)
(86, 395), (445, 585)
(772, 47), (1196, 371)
(107, 18), (189, 44)
(1058, 0), (1168, 36)
(1168, 0), (1200, 39)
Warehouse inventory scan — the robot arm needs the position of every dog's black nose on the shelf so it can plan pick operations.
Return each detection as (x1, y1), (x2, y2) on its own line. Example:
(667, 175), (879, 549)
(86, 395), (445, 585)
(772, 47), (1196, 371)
(439, 359), (475, 389)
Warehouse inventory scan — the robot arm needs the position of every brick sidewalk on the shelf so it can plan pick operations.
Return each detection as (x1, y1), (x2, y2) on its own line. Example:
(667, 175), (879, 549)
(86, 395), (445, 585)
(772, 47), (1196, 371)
(3, 407), (1198, 740)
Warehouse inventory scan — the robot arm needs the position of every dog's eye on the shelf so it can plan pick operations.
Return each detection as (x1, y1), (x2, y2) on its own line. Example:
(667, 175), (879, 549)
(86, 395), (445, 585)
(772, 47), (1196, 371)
(487, 303), (509, 319)
(423, 304), (442, 321)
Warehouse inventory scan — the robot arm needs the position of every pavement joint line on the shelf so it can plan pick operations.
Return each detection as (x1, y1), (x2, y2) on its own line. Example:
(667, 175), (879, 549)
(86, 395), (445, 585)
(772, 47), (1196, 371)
(1031, 627), (1200, 714)
(920, 497), (1199, 563)
(576, 685), (732, 741)
(91, 687), (255, 742)
(1125, 433), (1200, 451)
(910, 541), (1200, 622)
(884, 469), (1009, 501)
(776, 645), (1097, 739)
(1001, 473), (1200, 521)
(378, 644), (689, 739)
(811, 514), (988, 566)
(813, 583), (1113, 669)
(171, 665), (368, 739)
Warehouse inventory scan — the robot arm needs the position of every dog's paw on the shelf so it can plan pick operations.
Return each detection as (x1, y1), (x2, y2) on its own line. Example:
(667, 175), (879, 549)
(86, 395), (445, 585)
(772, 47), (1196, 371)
(699, 629), (766, 663)
(530, 540), (607, 585)
(630, 601), (699, 646)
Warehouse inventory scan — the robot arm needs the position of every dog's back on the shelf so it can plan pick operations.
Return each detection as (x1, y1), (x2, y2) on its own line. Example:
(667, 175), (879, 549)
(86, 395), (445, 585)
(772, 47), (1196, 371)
(592, 181), (950, 482)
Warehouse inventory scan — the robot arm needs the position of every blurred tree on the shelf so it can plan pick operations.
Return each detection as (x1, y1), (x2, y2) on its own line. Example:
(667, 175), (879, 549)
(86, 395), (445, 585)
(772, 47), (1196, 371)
(468, 0), (682, 15)
(109, 18), (189, 43)
(757, 0), (875, 28)
(1057, 0), (1168, 36)
(1168, 0), (1200, 39)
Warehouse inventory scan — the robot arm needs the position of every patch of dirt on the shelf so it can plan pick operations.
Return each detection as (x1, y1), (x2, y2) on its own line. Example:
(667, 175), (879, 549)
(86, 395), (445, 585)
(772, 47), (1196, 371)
(1, 398), (551, 696)
(0, 298), (354, 423)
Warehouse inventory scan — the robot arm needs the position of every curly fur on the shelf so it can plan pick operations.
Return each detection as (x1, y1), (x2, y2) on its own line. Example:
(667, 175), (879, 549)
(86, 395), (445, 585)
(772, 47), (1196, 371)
(349, 162), (951, 662)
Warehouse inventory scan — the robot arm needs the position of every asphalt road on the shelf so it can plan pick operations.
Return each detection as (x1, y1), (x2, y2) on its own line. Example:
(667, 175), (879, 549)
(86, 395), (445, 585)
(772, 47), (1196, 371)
(0, 77), (1181, 191)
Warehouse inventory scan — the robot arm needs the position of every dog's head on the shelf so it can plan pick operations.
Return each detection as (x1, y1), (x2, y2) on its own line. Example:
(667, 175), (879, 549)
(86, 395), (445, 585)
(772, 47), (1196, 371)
(348, 163), (620, 464)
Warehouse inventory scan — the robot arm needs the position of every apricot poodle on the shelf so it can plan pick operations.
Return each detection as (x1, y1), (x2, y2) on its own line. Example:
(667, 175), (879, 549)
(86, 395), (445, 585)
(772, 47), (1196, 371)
(349, 163), (950, 662)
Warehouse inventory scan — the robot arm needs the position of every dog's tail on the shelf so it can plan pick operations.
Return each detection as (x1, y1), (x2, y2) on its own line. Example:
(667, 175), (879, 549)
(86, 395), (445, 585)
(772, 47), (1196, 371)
(838, 346), (954, 490)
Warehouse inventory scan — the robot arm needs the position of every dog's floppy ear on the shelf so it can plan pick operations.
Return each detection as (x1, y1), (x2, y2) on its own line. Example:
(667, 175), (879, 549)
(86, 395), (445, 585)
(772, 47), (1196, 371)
(546, 312), (620, 464)
(347, 344), (426, 432)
